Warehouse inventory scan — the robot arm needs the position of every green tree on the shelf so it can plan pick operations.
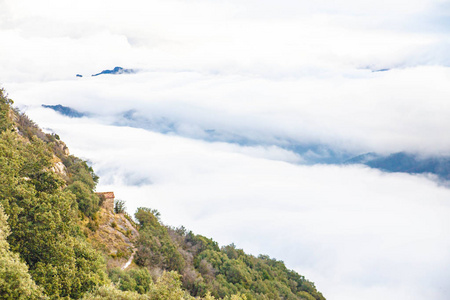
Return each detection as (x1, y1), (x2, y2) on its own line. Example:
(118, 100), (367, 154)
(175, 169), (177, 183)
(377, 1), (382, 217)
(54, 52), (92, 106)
(0, 89), (13, 132)
(108, 268), (152, 294)
(0, 129), (108, 299)
(0, 205), (45, 299)
(67, 181), (100, 217)
(135, 208), (185, 273)
(148, 271), (193, 300)
(81, 284), (149, 300)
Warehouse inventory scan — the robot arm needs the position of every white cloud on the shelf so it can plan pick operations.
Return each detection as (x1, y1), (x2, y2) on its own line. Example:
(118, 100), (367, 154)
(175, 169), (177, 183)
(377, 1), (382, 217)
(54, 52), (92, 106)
(8, 65), (450, 156)
(1, 0), (449, 82)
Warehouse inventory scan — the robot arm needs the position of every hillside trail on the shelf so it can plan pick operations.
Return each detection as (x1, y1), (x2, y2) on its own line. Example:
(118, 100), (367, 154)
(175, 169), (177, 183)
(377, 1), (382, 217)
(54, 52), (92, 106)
(120, 215), (138, 270)
(122, 248), (136, 270)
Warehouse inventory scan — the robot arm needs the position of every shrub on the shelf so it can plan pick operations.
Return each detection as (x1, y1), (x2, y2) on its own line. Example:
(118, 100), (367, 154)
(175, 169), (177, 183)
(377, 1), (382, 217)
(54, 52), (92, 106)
(114, 199), (126, 214)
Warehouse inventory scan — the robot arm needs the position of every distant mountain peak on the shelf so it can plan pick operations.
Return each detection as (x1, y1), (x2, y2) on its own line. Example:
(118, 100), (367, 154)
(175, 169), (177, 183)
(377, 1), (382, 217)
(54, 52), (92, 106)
(42, 104), (87, 118)
(345, 151), (450, 181)
(372, 68), (390, 72)
(91, 66), (136, 77)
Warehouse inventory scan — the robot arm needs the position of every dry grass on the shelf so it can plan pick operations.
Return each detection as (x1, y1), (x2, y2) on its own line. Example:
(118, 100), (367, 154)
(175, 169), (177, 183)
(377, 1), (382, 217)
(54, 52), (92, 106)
(85, 207), (139, 267)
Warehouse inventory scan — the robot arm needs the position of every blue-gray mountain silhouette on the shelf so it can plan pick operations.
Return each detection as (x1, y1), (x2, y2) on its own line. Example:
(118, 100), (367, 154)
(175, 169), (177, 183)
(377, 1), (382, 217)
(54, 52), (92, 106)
(91, 66), (136, 76)
(42, 104), (87, 118)
(345, 152), (450, 180)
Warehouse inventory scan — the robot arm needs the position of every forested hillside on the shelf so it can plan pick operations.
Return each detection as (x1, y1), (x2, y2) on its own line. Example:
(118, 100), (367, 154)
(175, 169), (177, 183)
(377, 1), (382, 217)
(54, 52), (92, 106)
(0, 88), (325, 300)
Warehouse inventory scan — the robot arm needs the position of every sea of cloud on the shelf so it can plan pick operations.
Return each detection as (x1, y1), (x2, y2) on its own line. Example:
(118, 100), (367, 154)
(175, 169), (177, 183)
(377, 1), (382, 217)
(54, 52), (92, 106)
(2, 0), (450, 299)
(20, 112), (450, 300)
(7, 66), (450, 157)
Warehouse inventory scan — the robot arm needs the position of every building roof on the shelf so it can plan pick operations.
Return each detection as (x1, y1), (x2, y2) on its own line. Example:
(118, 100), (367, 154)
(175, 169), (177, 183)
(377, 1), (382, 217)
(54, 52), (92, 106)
(96, 192), (115, 199)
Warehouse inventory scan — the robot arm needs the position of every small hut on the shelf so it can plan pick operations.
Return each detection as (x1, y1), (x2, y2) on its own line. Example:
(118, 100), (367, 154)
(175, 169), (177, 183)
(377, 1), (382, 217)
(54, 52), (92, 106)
(96, 192), (115, 212)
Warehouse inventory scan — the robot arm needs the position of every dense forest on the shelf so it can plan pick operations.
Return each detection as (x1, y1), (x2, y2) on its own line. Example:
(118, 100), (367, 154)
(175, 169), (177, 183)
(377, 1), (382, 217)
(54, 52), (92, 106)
(0, 88), (325, 300)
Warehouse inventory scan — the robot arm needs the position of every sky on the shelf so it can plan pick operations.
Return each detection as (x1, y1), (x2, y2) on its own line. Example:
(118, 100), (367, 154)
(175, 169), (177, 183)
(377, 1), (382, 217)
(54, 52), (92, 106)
(1, 0), (450, 299)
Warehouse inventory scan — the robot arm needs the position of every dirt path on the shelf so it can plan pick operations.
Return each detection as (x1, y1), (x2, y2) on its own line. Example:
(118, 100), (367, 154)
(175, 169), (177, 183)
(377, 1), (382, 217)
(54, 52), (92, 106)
(122, 249), (136, 270)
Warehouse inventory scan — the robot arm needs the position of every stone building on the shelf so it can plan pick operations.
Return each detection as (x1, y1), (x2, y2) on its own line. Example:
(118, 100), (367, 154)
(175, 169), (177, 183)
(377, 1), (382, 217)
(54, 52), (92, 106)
(96, 192), (115, 212)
